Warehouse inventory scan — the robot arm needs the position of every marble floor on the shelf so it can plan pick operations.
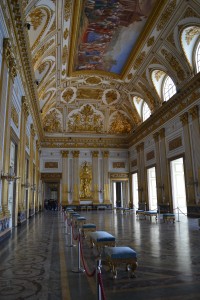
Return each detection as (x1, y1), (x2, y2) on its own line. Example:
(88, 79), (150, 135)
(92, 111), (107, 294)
(0, 209), (200, 300)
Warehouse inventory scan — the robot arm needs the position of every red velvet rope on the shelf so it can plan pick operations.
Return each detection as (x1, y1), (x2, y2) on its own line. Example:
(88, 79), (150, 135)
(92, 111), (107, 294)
(98, 272), (106, 300)
(79, 234), (96, 277)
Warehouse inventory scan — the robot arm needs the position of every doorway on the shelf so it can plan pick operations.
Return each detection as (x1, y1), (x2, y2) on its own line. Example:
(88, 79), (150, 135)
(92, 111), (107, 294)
(112, 181), (128, 208)
(147, 167), (157, 210)
(132, 173), (139, 210)
(170, 157), (187, 214)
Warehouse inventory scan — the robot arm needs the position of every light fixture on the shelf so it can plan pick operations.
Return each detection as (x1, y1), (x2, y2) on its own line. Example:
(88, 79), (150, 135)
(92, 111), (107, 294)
(1, 166), (20, 183)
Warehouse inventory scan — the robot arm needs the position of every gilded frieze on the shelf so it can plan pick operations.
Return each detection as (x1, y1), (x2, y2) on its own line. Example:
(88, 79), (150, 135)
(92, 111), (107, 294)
(85, 77), (101, 85)
(76, 88), (102, 100)
(109, 112), (132, 134)
(113, 162), (125, 168)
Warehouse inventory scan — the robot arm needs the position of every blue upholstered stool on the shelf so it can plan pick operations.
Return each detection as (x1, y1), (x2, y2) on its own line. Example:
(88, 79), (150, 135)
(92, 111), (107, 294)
(144, 210), (158, 221)
(163, 213), (175, 223)
(75, 216), (86, 227)
(81, 223), (96, 237)
(104, 246), (137, 279)
(89, 231), (116, 249)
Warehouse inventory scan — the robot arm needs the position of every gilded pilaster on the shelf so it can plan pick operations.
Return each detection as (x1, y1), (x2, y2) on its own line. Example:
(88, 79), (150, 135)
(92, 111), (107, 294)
(17, 97), (29, 213)
(35, 140), (40, 212)
(159, 128), (170, 204)
(72, 151), (80, 204)
(180, 112), (195, 204)
(153, 132), (162, 202)
(189, 106), (200, 198)
(92, 151), (99, 202)
(102, 151), (110, 204)
(28, 124), (35, 217)
(1, 38), (17, 217)
(61, 150), (69, 206)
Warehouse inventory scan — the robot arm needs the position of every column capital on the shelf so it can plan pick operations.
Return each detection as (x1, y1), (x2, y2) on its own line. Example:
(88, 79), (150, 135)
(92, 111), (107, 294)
(180, 112), (189, 125)
(61, 150), (69, 158)
(159, 128), (165, 139)
(91, 151), (99, 158)
(153, 132), (159, 142)
(189, 105), (199, 120)
(3, 38), (17, 79)
(72, 150), (80, 158)
(102, 151), (109, 158)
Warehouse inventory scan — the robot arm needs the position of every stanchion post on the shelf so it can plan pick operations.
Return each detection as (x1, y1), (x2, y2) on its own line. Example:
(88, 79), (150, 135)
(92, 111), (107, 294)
(96, 258), (102, 300)
(67, 219), (76, 247)
(177, 207), (180, 222)
(72, 229), (85, 273)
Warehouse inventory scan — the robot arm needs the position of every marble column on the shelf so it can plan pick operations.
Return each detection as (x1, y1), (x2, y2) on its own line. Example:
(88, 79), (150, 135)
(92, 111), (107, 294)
(61, 150), (69, 206)
(102, 151), (110, 204)
(72, 151), (80, 204)
(1, 39), (17, 217)
(92, 151), (99, 203)
(180, 112), (195, 204)
(189, 105), (200, 201)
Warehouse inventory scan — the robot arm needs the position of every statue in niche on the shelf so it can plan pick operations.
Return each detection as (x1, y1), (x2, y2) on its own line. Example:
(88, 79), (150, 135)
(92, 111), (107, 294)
(80, 162), (92, 199)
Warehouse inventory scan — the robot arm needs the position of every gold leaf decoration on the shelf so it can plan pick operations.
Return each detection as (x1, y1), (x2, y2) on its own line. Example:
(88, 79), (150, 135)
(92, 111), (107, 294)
(43, 110), (62, 132)
(29, 8), (45, 30)
(64, 0), (71, 21)
(105, 90), (118, 104)
(32, 39), (54, 67)
(11, 105), (19, 128)
(68, 105), (103, 133)
(76, 88), (102, 100)
(62, 45), (68, 64)
(147, 36), (155, 47)
(63, 27), (69, 40)
(156, 0), (176, 31)
(86, 77), (101, 85)
(109, 112), (132, 134)
(154, 70), (165, 81)
(161, 49), (185, 81)
(37, 61), (48, 74)
(62, 88), (74, 102)
(134, 51), (146, 70)
(185, 26), (200, 45)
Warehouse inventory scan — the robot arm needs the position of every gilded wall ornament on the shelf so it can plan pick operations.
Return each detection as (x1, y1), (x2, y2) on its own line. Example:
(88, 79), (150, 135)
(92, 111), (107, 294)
(76, 88), (102, 100)
(147, 36), (155, 47)
(109, 112), (132, 134)
(64, 0), (71, 21)
(62, 88), (74, 102)
(134, 51), (146, 70)
(68, 105), (103, 133)
(62, 45), (68, 64)
(43, 110), (62, 132)
(105, 90), (118, 104)
(11, 105), (19, 128)
(63, 27), (69, 40)
(29, 8), (45, 31)
(32, 39), (54, 67)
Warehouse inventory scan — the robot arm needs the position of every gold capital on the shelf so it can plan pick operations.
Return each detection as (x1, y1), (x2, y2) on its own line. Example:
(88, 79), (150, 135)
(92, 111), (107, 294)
(189, 105), (198, 120)
(180, 112), (188, 125)
(92, 151), (99, 158)
(72, 151), (79, 158)
(61, 150), (69, 158)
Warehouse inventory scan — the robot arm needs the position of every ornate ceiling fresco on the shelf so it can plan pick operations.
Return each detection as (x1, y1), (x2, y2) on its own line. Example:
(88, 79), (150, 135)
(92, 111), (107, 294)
(7, 0), (199, 148)
(21, 0), (163, 141)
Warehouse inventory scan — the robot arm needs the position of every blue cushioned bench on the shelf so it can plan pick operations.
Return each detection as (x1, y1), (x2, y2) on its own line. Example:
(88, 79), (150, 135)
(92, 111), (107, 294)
(89, 231), (116, 250)
(75, 216), (86, 227)
(144, 210), (158, 221)
(104, 246), (137, 279)
(163, 213), (175, 223)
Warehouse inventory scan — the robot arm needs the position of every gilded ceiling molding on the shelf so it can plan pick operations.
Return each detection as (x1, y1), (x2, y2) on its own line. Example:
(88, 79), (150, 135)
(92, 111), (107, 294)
(85, 77), (102, 85)
(161, 49), (185, 81)
(64, 0), (71, 22)
(63, 27), (69, 40)
(32, 39), (55, 67)
(62, 45), (68, 64)
(29, 6), (52, 51)
(156, 0), (176, 31)
(147, 36), (155, 47)
(133, 51), (146, 70)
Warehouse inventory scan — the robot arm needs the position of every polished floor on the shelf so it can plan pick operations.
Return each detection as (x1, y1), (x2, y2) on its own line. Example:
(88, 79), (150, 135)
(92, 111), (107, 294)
(0, 209), (200, 300)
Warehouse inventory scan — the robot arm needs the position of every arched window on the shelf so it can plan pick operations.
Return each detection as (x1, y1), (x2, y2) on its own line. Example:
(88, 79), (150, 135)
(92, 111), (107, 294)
(142, 102), (151, 121)
(195, 41), (200, 73)
(163, 76), (176, 102)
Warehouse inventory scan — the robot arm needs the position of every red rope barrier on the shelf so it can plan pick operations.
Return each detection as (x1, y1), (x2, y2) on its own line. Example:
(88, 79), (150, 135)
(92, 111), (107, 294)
(80, 235), (96, 277)
(98, 272), (106, 300)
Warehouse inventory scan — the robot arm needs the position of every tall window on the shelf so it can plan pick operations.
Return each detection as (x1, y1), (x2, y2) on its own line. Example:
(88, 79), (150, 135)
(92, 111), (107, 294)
(142, 102), (151, 121)
(196, 42), (200, 73)
(163, 76), (176, 101)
